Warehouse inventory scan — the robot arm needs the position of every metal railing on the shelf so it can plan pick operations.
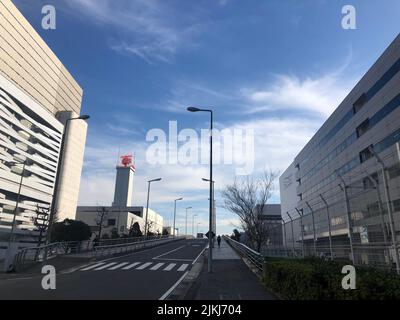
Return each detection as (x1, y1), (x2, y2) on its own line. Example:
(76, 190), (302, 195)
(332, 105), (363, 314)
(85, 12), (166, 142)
(224, 236), (264, 273)
(11, 236), (185, 272)
(262, 242), (400, 272)
(93, 236), (184, 258)
(13, 242), (67, 272)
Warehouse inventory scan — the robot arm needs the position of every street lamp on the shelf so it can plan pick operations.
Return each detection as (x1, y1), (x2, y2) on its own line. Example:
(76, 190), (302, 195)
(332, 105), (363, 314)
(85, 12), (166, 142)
(185, 207), (192, 236)
(145, 178), (162, 237)
(3, 159), (27, 272)
(197, 222), (201, 235)
(188, 106), (214, 273)
(173, 197), (183, 237)
(46, 115), (90, 245)
(192, 213), (198, 238)
(203, 178), (216, 249)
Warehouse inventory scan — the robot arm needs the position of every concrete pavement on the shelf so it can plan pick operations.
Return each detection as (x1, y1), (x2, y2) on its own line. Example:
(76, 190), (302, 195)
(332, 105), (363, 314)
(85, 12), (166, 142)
(0, 239), (208, 300)
(186, 239), (277, 300)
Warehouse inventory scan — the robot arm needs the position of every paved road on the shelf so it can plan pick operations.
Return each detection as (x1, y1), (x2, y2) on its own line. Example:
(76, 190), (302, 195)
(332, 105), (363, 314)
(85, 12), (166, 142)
(0, 239), (208, 300)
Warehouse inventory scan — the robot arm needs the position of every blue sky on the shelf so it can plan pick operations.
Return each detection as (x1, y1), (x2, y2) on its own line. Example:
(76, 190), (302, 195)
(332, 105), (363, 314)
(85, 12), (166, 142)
(14, 0), (400, 235)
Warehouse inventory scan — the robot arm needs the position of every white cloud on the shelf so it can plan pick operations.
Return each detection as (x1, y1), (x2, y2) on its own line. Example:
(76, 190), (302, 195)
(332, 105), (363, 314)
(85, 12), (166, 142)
(242, 70), (357, 117)
(64, 0), (203, 63)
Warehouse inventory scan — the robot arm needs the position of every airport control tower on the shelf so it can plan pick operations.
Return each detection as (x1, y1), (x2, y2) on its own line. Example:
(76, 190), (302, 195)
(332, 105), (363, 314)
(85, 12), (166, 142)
(113, 155), (136, 207)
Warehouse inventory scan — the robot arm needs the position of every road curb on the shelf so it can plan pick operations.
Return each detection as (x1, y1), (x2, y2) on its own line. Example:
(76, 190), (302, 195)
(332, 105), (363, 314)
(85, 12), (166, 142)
(166, 249), (206, 300)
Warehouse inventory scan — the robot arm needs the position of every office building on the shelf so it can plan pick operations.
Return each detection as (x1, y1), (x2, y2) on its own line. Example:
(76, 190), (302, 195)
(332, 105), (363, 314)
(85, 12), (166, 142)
(280, 34), (400, 266)
(0, 1), (87, 251)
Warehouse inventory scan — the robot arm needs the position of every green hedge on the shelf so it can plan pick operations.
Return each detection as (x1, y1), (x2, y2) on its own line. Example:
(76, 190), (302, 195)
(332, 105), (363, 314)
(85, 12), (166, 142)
(263, 257), (400, 300)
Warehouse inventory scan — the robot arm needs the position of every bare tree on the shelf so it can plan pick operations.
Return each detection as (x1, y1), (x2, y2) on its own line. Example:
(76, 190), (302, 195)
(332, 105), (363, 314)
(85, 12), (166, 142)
(95, 207), (109, 240)
(221, 170), (278, 252)
(33, 204), (50, 246)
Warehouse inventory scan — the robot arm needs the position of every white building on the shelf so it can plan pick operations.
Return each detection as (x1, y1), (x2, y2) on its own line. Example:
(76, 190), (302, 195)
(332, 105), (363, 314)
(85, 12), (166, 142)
(0, 1), (87, 254)
(76, 156), (164, 237)
(76, 206), (163, 237)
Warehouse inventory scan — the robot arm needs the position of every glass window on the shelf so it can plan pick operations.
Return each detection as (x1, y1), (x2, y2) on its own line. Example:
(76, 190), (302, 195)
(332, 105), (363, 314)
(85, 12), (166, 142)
(356, 118), (370, 137)
(353, 93), (367, 114)
(107, 219), (116, 226)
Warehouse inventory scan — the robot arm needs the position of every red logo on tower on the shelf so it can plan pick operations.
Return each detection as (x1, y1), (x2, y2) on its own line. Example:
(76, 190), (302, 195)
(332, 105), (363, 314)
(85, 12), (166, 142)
(119, 155), (136, 171)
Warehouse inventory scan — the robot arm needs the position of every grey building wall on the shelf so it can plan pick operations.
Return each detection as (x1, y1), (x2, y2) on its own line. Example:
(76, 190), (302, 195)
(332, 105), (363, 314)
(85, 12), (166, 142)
(279, 34), (400, 263)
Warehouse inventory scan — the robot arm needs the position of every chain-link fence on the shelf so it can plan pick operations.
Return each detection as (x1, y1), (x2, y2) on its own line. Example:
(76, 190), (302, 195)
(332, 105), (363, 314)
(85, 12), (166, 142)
(263, 148), (400, 273)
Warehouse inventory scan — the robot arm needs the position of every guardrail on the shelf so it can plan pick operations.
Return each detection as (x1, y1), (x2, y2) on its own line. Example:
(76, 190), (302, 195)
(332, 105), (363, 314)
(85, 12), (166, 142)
(12, 236), (185, 272)
(13, 242), (67, 272)
(224, 236), (264, 273)
(93, 236), (185, 258)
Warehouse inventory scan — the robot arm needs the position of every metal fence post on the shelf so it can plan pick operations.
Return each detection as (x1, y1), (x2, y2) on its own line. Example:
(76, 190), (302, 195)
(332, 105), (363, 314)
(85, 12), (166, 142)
(305, 202), (317, 256)
(295, 207), (304, 258)
(338, 177), (355, 264)
(287, 212), (295, 258)
(319, 194), (333, 260)
(378, 164), (400, 274)
(364, 172), (388, 244)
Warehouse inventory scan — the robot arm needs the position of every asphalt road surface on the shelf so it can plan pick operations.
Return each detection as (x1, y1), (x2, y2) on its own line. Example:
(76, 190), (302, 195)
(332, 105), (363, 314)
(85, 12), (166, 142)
(0, 239), (208, 300)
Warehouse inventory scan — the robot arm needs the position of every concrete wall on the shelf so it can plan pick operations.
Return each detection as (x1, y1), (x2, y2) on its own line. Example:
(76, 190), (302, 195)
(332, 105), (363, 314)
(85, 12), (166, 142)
(0, 0), (83, 116)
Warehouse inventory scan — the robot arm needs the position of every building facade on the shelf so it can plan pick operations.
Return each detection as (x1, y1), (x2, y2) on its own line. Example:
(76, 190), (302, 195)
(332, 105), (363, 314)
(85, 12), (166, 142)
(0, 1), (87, 250)
(279, 34), (400, 267)
(76, 206), (164, 238)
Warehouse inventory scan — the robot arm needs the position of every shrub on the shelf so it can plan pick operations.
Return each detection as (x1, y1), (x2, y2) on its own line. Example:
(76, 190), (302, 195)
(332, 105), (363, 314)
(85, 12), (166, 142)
(263, 257), (400, 300)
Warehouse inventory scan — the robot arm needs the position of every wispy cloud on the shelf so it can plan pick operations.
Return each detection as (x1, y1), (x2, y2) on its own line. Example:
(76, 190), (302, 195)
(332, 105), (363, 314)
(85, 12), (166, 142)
(64, 0), (204, 63)
(242, 72), (357, 117)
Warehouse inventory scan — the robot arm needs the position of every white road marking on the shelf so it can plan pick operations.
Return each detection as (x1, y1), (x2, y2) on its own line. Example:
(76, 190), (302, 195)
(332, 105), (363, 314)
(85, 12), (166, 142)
(163, 263), (177, 271)
(150, 263), (165, 270)
(192, 244), (208, 265)
(80, 262), (106, 271)
(94, 262), (118, 270)
(122, 262), (141, 270)
(177, 264), (189, 272)
(136, 262), (153, 270)
(159, 271), (189, 300)
(153, 245), (186, 260)
(107, 262), (130, 270)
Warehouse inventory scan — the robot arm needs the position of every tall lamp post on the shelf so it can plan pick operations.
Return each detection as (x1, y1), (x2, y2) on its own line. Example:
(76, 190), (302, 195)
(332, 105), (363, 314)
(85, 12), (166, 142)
(192, 213), (198, 238)
(188, 106), (213, 273)
(145, 178), (162, 237)
(173, 197), (183, 237)
(3, 160), (26, 272)
(46, 115), (90, 245)
(185, 207), (192, 236)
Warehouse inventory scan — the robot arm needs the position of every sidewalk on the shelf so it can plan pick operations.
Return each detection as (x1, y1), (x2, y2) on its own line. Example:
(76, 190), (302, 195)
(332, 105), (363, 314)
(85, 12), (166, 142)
(187, 239), (277, 300)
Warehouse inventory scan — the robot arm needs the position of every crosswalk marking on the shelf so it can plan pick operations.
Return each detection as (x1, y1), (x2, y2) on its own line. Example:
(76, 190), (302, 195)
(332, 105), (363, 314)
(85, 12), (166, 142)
(94, 262), (118, 270)
(177, 264), (189, 272)
(108, 262), (130, 270)
(122, 262), (142, 270)
(136, 262), (153, 270)
(150, 263), (165, 270)
(164, 263), (176, 271)
(80, 262), (106, 271)
(79, 261), (189, 272)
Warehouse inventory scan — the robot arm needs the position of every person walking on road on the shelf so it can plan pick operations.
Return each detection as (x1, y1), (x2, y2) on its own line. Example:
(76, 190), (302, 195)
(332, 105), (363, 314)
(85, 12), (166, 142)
(217, 235), (221, 248)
